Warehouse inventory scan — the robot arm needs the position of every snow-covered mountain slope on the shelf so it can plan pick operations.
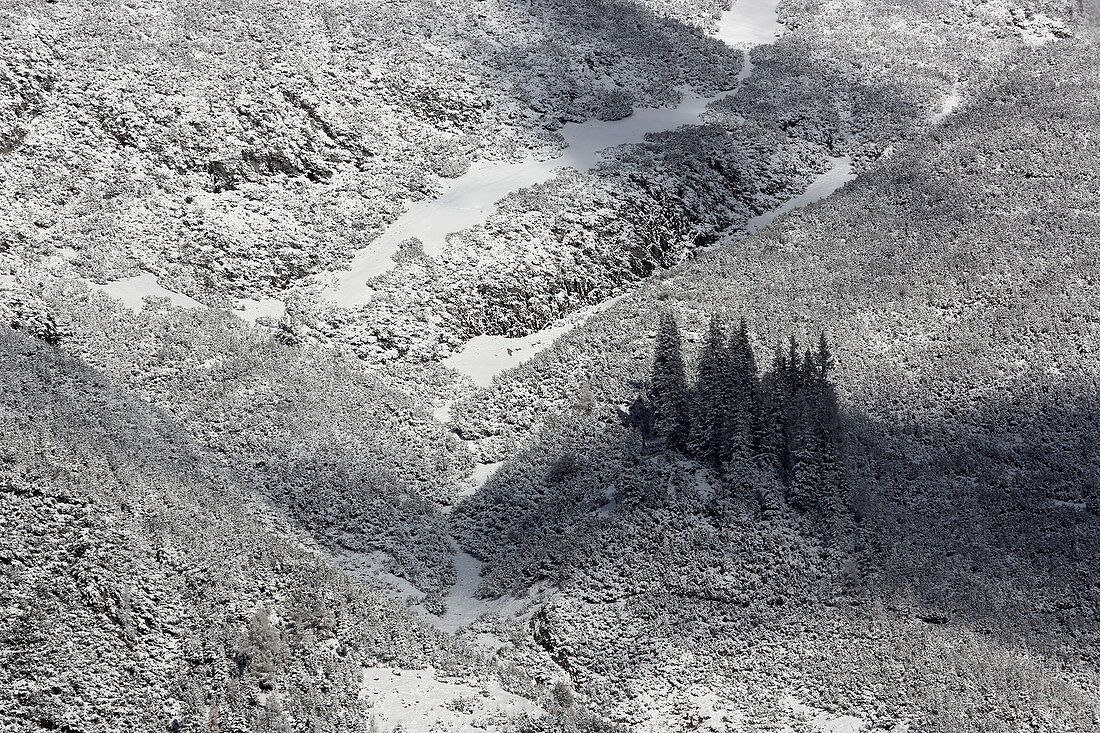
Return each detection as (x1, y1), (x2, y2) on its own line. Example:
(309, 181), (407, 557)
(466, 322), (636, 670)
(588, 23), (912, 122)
(3, 0), (1079, 358)
(22, 287), (475, 606)
(447, 37), (1100, 730)
(281, 0), (1078, 367)
(2, 0), (1098, 731)
(0, 0), (740, 300)
(0, 328), (510, 732)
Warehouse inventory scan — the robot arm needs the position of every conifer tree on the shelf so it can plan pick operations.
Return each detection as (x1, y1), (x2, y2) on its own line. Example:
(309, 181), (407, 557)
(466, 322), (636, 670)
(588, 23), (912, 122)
(691, 313), (728, 466)
(802, 348), (816, 388)
(649, 310), (690, 448)
(811, 333), (843, 517)
(623, 394), (655, 451)
(786, 335), (802, 392)
(786, 424), (818, 512)
(815, 333), (834, 382)
(786, 334), (843, 514)
(729, 319), (759, 445)
(781, 340), (816, 510)
(718, 319), (758, 476)
(752, 457), (788, 518)
(760, 340), (795, 484)
(640, 315), (844, 521)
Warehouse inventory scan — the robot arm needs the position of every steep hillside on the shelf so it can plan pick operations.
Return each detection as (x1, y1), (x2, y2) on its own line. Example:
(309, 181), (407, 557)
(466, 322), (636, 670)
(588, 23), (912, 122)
(8, 283), (475, 607)
(295, 0), (1080, 364)
(0, 328), (483, 732)
(0, 0), (739, 300)
(449, 37), (1100, 730)
(4, 0), (1080, 369)
(2, 0), (1098, 731)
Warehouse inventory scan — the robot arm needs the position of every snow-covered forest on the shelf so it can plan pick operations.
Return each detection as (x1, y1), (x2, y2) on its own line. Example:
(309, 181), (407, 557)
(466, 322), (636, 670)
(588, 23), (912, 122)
(2, 0), (1098, 730)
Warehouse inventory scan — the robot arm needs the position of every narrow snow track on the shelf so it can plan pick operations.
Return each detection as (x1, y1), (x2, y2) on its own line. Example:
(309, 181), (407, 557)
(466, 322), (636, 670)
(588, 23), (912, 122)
(743, 156), (855, 234)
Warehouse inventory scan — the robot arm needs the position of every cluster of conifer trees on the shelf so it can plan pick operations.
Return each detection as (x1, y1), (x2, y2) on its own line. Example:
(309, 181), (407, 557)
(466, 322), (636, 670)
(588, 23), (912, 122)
(625, 311), (843, 516)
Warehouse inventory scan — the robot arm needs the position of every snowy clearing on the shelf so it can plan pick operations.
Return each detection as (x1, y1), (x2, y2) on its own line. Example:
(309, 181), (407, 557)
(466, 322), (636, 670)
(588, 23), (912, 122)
(465, 462), (504, 496)
(931, 81), (966, 124)
(441, 321), (578, 389)
(330, 549), (426, 607)
(685, 687), (746, 731)
(335, 540), (538, 638)
(783, 696), (867, 732)
(321, 92), (729, 307)
(716, 0), (786, 49)
(783, 696), (910, 732)
(85, 273), (204, 311)
(234, 296), (286, 323)
(429, 538), (538, 635)
(360, 666), (541, 733)
(83, 274), (287, 325)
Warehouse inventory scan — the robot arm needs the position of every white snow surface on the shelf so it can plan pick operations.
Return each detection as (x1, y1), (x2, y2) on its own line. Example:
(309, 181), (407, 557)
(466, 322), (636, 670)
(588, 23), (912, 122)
(466, 462), (504, 494)
(782, 696), (911, 733)
(716, 0), (786, 49)
(743, 156), (855, 234)
(441, 321), (576, 389)
(321, 91), (727, 307)
(361, 667), (541, 733)
(330, 549), (426, 607)
(234, 296), (286, 323)
(334, 542), (539, 639)
(442, 328), (571, 389)
(442, 295), (625, 387)
(685, 687), (746, 731)
(85, 273), (290, 325)
(85, 273), (205, 311)
(430, 539), (538, 635)
(931, 81), (965, 124)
